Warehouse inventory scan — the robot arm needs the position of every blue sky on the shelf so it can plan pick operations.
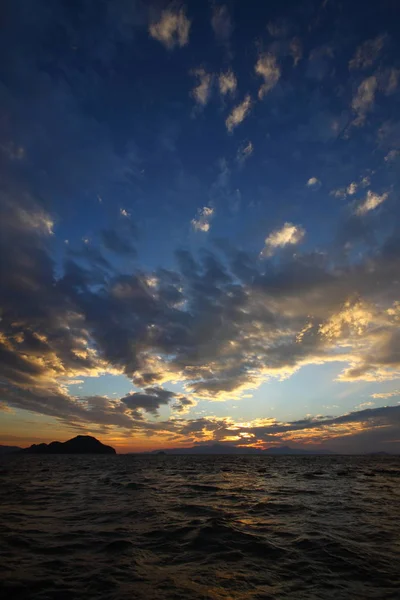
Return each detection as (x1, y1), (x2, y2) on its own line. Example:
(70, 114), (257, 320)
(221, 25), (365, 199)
(1, 0), (400, 452)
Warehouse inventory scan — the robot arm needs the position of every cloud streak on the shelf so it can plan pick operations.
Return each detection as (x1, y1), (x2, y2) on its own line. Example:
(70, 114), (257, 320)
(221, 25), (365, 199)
(226, 95), (252, 132)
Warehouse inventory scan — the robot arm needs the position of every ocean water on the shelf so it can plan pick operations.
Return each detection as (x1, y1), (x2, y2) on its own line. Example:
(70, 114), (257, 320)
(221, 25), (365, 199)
(1, 455), (399, 600)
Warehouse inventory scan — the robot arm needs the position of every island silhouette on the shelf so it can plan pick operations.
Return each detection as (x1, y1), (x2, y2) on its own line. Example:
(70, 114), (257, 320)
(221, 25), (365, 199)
(21, 435), (116, 455)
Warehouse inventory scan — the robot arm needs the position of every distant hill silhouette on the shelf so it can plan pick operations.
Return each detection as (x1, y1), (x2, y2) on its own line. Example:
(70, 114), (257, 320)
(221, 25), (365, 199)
(0, 445), (22, 455)
(149, 443), (334, 455)
(22, 435), (116, 455)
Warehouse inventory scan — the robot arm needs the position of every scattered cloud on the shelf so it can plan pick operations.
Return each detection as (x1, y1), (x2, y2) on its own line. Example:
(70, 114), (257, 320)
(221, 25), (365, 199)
(218, 70), (237, 96)
(355, 190), (389, 215)
(355, 401), (375, 410)
(237, 141), (253, 164)
(352, 76), (378, 125)
(255, 53), (280, 99)
(349, 35), (387, 70)
(347, 182), (358, 195)
(211, 5), (233, 43)
(371, 390), (400, 399)
(226, 95), (252, 132)
(149, 7), (191, 50)
(260, 222), (305, 257)
(191, 206), (214, 232)
(306, 177), (321, 188)
(331, 177), (371, 200)
(191, 68), (213, 106)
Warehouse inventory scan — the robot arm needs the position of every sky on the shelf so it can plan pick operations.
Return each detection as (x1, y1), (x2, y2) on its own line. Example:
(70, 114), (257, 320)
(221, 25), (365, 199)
(1, 0), (400, 453)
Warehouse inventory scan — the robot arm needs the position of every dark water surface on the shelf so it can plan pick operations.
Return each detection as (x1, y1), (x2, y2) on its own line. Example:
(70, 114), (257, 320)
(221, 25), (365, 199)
(1, 455), (399, 599)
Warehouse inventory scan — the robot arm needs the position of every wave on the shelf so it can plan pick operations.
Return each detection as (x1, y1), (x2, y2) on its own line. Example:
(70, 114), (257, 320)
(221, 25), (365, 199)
(1, 454), (399, 599)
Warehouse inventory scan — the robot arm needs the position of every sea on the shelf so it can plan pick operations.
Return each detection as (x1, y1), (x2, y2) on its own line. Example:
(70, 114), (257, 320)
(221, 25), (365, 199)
(1, 454), (399, 600)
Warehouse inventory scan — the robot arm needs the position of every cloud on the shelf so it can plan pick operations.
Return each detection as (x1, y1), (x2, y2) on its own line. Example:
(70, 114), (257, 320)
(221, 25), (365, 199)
(237, 141), (253, 164)
(355, 190), (389, 215)
(211, 5), (233, 43)
(352, 76), (378, 125)
(172, 395), (196, 413)
(218, 70), (237, 96)
(331, 177), (370, 200)
(225, 95), (252, 132)
(191, 206), (214, 232)
(349, 35), (387, 70)
(2, 213), (400, 428)
(245, 405), (400, 452)
(371, 390), (400, 399)
(121, 386), (188, 415)
(148, 405), (400, 452)
(13, 205), (54, 236)
(3, 175), (400, 410)
(306, 177), (321, 188)
(149, 7), (191, 50)
(191, 68), (213, 106)
(255, 54), (280, 99)
(355, 401), (375, 409)
(260, 222), (306, 257)
(347, 182), (358, 195)
(1, 166), (400, 436)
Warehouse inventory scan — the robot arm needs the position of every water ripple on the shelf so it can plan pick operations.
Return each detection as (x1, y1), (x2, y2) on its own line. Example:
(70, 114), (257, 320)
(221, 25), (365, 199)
(0, 454), (399, 599)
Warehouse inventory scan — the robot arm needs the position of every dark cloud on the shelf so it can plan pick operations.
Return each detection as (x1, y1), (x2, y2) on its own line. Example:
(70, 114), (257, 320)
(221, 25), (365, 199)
(122, 387), (177, 415)
(1, 188), (399, 413)
(124, 390), (192, 417)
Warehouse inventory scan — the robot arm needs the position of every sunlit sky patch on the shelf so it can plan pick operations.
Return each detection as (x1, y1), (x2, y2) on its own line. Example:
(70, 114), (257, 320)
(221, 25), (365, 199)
(1, 0), (400, 452)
